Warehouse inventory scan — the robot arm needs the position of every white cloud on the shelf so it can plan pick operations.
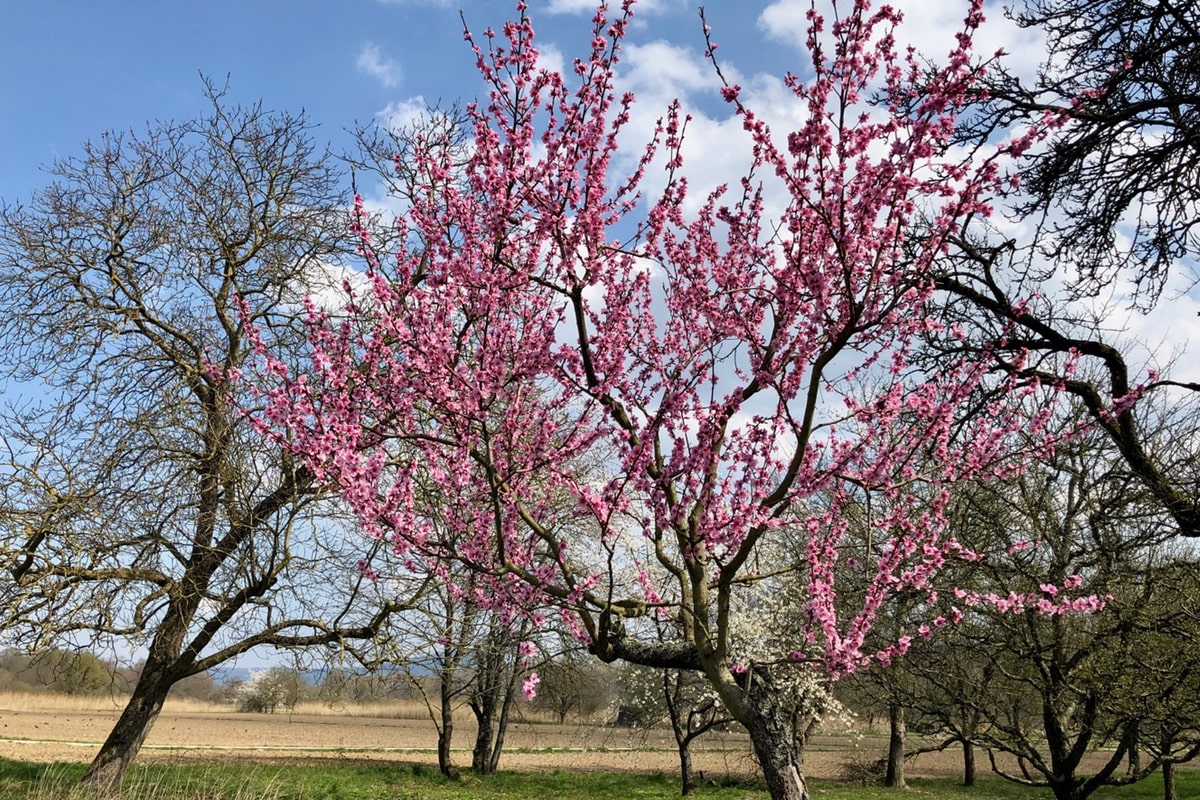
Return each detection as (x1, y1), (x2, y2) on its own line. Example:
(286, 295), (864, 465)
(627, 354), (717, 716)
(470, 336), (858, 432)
(621, 41), (716, 101)
(356, 43), (402, 89)
(1108, 276), (1200, 385)
(538, 43), (566, 81)
(545, 0), (605, 13)
(546, 0), (673, 14)
(377, 95), (430, 133)
(292, 259), (373, 315)
(759, 0), (1045, 83)
(756, 0), (808, 52)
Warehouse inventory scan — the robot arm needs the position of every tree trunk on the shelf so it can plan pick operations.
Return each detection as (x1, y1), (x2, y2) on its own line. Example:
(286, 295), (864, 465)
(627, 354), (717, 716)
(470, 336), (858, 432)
(1163, 761), (1176, 800)
(438, 679), (459, 779)
(962, 738), (976, 787)
(81, 655), (176, 792)
(470, 664), (514, 774)
(488, 685), (514, 773)
(708, 665), (808, 800)
(471, 702), (494, 774)
(745, 712), (808, 800)
(738, 673), (808, 800)
(678, 738), (696, 796)
(470, 648), (516, 775)
(664, 672), (693, 797)
(884, 702), (906, 788)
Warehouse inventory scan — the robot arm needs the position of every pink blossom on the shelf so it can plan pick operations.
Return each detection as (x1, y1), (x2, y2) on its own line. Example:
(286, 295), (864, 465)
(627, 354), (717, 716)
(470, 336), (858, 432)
(522, 672), (540, 701)
(244, 0), (1068, 704)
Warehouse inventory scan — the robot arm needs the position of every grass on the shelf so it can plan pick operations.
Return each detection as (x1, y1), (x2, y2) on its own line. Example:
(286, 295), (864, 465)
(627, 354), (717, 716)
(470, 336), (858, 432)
(1, 757), (1197, 800)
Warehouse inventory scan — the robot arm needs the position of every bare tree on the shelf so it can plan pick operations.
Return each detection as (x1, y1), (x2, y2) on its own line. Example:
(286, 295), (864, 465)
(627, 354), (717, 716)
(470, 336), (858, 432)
(467, 612), (526, 775)
(616, 640), (734, 796)
(920, 435), (1200, 800)
(934, 0), (1200, 537)
(532, 647), (616, 724)
(977, 0), (1200, 304)
(0, 80), (420, 792)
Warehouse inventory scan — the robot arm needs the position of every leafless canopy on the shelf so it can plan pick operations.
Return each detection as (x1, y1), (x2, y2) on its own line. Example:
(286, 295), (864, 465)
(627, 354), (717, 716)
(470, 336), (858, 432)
(0, 79), (422, 789)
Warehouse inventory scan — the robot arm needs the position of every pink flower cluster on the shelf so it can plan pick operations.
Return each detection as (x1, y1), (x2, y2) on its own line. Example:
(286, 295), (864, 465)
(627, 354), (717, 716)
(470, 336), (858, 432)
(243, 0), (1072, 691)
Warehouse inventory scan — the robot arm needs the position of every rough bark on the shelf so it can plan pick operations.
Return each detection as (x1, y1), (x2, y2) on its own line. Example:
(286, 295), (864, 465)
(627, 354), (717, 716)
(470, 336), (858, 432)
(1163, 761), (1176, 800)
(740, 674), (808, 800)
(81, 651), (177, 791)
(438, 678), (459, 779)
(885, 701), (906, 788)
(962, 739), (976, 787)
(745, 711), (808, 800)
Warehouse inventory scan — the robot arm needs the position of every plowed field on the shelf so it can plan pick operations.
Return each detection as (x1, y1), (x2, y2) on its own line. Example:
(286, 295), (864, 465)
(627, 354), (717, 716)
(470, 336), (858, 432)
(0, 694), (1020, 782)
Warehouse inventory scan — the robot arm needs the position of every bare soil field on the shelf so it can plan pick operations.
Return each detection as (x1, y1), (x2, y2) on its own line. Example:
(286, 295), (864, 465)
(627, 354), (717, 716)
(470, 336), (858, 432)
(0, 693), (1043, 782)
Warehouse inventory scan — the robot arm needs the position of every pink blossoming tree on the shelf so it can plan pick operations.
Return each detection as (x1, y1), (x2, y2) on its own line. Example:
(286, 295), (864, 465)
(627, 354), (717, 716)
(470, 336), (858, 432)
(247, 2), (1078, 797)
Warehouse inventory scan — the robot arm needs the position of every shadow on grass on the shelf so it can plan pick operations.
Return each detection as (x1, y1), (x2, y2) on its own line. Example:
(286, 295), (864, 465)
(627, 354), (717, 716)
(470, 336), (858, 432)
(0, 757), (86, 783)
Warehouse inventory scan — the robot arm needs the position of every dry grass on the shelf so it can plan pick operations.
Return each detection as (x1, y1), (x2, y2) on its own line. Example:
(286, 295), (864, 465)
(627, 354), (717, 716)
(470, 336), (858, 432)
(14, 763), (287, 800)
(0, 690), (128, 714)
(0, 690), (476, 721)
(285, 697), (439, 720)
(288, 698), (571, 724)
(0, 690), (1070, 786)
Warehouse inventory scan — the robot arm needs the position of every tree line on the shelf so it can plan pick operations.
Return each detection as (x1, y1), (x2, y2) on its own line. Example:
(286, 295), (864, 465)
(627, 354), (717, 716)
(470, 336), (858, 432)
(1, 1), (1198, 800)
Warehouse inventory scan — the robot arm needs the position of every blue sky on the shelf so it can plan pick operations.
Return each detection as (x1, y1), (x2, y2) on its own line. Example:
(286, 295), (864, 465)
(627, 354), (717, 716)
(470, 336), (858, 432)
(0, 1), (800, 201)
(3, 0), (1191, 394)
(0, 1), (1039, 205)
(5, 0), (1192, 387)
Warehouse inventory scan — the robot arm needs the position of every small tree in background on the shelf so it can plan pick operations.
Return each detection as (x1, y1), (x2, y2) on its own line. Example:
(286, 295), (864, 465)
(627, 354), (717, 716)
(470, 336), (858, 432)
(26, 648), (116, 696)
(532, 649), (616, 724)
(236, 667), (309, 714)
(468, 614), (527, 775)
(918, 435), (1200, 800)
(618, 661), (734, 796)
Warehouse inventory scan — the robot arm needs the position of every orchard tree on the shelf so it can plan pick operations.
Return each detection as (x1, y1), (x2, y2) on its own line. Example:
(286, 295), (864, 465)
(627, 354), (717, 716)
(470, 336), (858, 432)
(381, 571), (498, 779)
(467, 613), (527, 774)
(248, 3), (1085, 798)
(532, 648), (616, 724)
(923, 435), (1200, 800)
(0, 83), (422, 792)
(935, 0), (1200, 538)
(618, 659), (733, 796)
(236, 666), (310, 713)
